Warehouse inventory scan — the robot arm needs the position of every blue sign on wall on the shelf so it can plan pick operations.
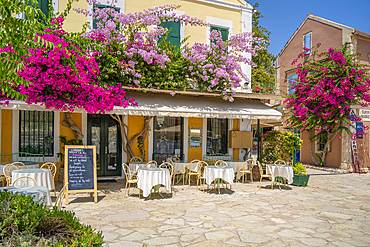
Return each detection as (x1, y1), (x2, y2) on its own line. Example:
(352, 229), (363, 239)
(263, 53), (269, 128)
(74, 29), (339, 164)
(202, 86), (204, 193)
(357, 122), (364, 139)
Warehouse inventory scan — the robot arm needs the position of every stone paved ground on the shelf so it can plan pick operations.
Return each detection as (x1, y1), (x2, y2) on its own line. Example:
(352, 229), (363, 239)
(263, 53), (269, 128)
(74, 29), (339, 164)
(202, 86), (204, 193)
(62, 169), (370, 247)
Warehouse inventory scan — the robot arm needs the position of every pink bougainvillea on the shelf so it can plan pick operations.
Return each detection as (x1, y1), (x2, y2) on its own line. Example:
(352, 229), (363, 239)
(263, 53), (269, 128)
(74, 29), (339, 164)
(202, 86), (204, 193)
(285, 43), (370, 165)
(16, 17), (136, 113)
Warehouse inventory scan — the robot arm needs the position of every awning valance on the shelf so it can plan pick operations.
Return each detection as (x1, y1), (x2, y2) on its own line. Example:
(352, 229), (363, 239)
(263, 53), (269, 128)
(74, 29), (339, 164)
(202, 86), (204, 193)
(1, 92), (282, 120)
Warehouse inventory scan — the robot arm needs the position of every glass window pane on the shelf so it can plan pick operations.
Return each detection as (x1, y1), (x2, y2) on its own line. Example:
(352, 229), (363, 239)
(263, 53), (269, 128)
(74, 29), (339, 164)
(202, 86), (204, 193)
(207, 118), (228, 154)
(19, 110), (54, 156)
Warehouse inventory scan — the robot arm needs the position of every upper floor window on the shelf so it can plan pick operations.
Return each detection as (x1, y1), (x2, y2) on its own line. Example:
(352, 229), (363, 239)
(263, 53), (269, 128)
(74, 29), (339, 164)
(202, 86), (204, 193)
(288, 74), (298, 95)
(210, 26), (228, 42)
(26, 0), (50, 23)
(158, 21), (181, 48)
(304, 32), (311, 54)
(93, 4), (120, 29)
(207, 118), (228, 154)
(19, 110), (54, 156)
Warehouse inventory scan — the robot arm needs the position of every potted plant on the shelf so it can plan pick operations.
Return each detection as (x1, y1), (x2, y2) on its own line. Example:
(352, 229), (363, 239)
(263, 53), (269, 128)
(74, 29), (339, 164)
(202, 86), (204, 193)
(292, 162), (310, 186)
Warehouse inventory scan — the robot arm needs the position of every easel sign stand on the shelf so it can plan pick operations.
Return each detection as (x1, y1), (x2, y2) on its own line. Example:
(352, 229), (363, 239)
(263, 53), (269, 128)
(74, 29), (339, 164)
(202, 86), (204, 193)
(64, 145), (98, 204)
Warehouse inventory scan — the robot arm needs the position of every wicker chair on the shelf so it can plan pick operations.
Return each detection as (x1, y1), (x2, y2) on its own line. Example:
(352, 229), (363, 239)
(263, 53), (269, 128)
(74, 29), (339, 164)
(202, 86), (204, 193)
(185, 160), (201, 189)
(167, 159), (184, 185)
(257, 160), (273, 190)
(47, 182), (68, 210)
(159, 162), (174, 193)
(239, 159), (254, 184)
(11, 176), (38, 186)
(146, 160), (158, 168)
(274, 160), (286, 166)
(3, 164), (19, 186)
(130, 157), (143, 163)
(40, 162), (57, 197)
(214, 160), (228, 166)
(122, 163), (140, 198)
(0, 175), (5, 187)
(10, 162), (26, 169)
(197, 161), (209, 192)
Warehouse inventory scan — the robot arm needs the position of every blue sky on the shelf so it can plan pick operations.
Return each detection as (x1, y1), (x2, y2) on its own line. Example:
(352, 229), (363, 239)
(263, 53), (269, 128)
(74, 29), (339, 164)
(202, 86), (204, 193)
(246, 0), (370, 55)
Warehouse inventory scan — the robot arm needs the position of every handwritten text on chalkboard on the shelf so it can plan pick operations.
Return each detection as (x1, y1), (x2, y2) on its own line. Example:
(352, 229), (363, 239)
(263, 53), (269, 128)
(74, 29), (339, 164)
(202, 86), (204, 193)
(68, 148), (94, 190)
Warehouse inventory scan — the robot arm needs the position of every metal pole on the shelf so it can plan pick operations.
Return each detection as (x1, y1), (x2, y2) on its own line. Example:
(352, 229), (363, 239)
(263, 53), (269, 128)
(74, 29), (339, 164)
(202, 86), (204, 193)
(293, 127), (297, 166)
(257, 119), (260, 161)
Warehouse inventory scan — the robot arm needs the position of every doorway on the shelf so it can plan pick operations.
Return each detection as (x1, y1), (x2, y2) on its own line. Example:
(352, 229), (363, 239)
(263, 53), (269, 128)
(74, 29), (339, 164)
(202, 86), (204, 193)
(87, 114), (122, 177)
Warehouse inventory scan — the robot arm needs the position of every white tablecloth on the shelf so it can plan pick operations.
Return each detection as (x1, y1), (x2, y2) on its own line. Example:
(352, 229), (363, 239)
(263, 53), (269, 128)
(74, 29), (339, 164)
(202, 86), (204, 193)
(0, 185), (52, 206)
(227, 162), (253, 179)
(129, 163), (146, 172)
(204, 166), (235, 185)
(12, 168), (54, 190)
(266, 164), (294, 184)
(0, 163), (39, 175)
(137, 167), (171, 197)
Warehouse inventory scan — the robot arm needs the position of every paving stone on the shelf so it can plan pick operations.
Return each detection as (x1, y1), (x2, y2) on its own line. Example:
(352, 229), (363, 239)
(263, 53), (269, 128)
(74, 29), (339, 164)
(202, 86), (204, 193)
(204, 231), (234, 240)
(109, 241), (143, 247)
(143, 237), (178, 246)
(277, 229), (311, 238)
(120, 232), (146, 241)
(300, 238), (328, 246)
(238, 230), (269, 244)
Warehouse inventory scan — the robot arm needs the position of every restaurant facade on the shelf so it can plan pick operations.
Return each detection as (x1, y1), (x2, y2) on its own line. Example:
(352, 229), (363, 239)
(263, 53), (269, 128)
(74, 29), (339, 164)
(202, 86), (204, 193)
(0, 0), (283, 178)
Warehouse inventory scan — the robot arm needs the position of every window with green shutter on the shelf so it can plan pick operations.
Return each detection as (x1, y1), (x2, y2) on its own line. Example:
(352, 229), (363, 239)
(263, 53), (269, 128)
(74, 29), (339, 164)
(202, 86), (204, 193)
(211, 26), (228, 42)
(26, 0), (49, 23)
(93, 5), (120, 29)
(158, 21), (181, 48)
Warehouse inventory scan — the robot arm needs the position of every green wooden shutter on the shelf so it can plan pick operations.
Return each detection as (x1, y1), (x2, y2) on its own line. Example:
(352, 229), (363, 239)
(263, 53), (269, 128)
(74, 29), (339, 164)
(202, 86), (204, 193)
(158, 21), (181, 48)
(211, 26), (228, 42)
(38, 0), (49, 23)
(93, 5), (120, 29)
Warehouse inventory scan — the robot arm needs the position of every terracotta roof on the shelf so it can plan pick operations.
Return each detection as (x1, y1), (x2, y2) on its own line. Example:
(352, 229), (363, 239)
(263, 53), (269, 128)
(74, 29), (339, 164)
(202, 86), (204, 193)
(354, 30), (370, 39)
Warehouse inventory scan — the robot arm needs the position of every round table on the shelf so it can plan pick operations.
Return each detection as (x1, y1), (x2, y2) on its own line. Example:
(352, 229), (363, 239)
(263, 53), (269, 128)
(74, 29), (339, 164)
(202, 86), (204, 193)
(129, 163), (145, 172)
(204, 166), (235, 194)
(12, 168), (54, 191)
(266, 164), (294, 184)
(137, 167), (171, 198)
(0, 185), (52, 206)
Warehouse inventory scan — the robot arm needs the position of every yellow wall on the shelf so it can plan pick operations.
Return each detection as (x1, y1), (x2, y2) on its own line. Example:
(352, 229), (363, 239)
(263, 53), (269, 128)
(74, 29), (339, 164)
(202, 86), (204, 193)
(1, 110), (13, 161)
(61, 0), (243, 46)
(188, 117), (203, 161)
(127, 115), (149, 161)
(59, 112), (82, 157)
(232, 119), (239, 160)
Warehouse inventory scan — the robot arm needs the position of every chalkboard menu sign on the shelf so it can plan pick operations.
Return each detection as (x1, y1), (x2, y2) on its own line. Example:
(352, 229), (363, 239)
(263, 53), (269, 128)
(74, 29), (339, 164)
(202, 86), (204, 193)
(64, 145), (97, 204)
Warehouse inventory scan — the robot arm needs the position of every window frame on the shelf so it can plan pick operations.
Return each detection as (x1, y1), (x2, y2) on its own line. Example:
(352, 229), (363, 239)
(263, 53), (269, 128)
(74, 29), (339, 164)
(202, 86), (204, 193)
(206, 118), (229, 155)
(88, 0), (125, 31)
(303, 32), (312, 54)
(314, 128), (326, 153)
(206, 17), (233, 45)
(17, 0), (58, 20)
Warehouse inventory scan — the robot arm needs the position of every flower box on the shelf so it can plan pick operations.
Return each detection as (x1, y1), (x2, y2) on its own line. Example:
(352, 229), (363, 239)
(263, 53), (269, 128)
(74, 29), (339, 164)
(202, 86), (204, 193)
(292, 174), (310, 186)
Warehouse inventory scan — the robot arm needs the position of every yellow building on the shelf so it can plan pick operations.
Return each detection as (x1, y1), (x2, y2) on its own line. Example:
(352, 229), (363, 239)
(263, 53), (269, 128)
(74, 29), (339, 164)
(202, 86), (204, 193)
(0, 0), (282, 178)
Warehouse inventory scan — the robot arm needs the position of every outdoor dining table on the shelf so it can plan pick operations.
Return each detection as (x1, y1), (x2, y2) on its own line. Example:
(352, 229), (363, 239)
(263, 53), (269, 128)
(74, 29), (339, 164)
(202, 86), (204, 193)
(137, 167), (171, 198)
(0, 161), (39, 175)
(266, 164), (294, 188)
(226, 162), (251, 180)
(0, 185), (52, 206)
(11, 168), (54, 191)
(204, 166), (235, 194)
(129, 163), (146, 172)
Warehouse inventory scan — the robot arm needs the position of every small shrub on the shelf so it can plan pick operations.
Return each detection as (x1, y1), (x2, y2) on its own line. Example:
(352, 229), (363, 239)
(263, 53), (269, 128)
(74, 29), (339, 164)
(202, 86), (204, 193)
(0, 191), (104, 246)
(293, 162), (307, 175)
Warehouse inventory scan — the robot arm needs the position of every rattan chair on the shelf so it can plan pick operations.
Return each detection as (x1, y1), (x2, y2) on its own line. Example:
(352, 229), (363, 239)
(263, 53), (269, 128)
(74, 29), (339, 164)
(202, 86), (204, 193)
(11, 176), (38, 186)
(47, 182), (68, 210)
(214, 160), (228, 166)
(239, 159), (254, 184)
(10, 162), (26, 169)
(167, 159), (184, 185)
(159, 162), (174, 192)
(130, 156), (143, 163)
(274, 160), (286, 166)
(122, 163), (140, 198)
(40, 162), (57, 197)
(197, 161), (209, 192)
(3, 164), (19, 186)
(0, 175), (5, 187)
(257, 160), (273, 190)
(168, 156), (180, 162)
(185, 160), (201, 189)
(146, 160), (158, 168)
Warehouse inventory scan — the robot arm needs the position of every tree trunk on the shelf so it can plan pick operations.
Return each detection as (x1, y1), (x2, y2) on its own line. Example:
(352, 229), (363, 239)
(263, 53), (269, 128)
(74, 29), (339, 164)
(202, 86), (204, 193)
(61, 112), (84, 141)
